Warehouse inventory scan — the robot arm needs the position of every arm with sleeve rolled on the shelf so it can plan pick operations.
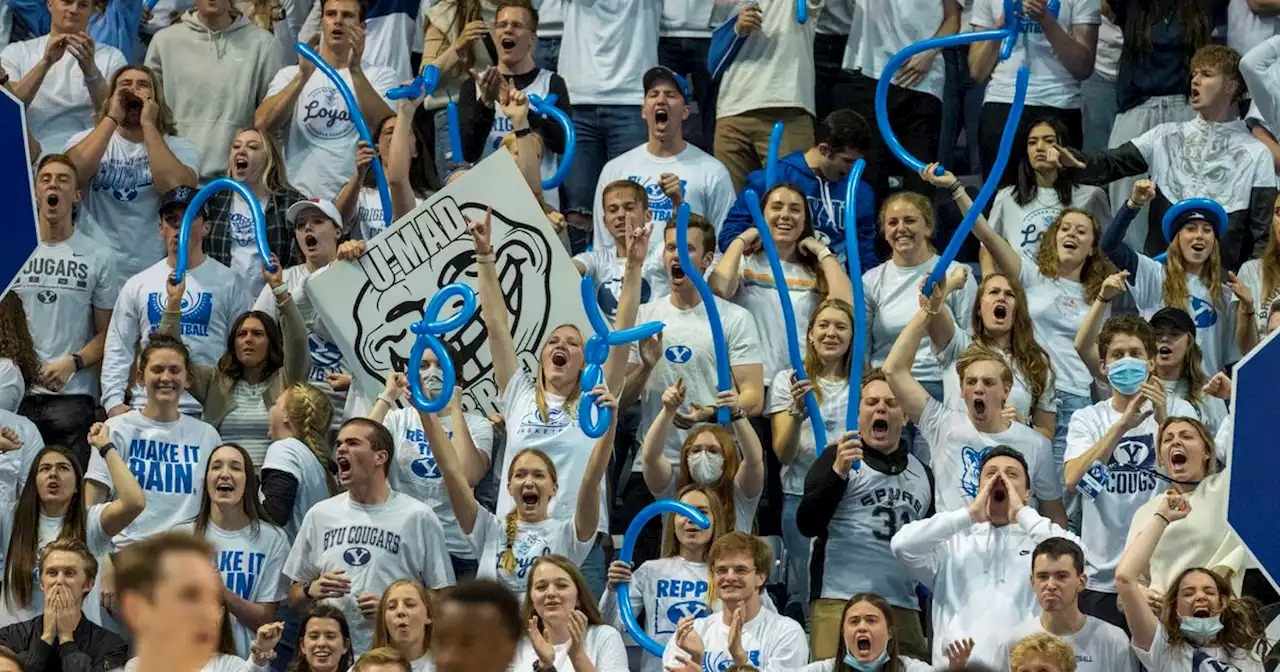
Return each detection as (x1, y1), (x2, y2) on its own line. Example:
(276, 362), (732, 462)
(275, 283), (312, 385)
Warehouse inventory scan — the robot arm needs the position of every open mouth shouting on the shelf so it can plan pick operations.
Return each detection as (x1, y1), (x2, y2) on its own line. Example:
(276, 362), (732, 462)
(653, 107), (670, 129)
(869, 417), (889, 442)
(303, 233), (320, 254)
(992, 302), (1009, 322)
(549, 348), (570, 368)
(1169, 446), (1189, 470)
(1189, 240), (1208, 255)
(335, 455), (352, 481)
(972, 397), (987, 418)
(519, 487), (540, 508)
(214, 479), (237, 495)
(855, 633), (873, 655)
(991, 477), (1008, 504)
(1192, 605), (1212, 618)
(1061, 237), (1080, 252)
(1191, 87), (1202, 105)
(232, 154), (250, 179)
(500, 36), (516, 51)
(670, 262), (687, 281)
(1158, 345), (1174, 359)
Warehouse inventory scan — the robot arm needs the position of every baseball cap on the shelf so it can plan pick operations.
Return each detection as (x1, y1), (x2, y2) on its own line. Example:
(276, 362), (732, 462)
(1162, 208), (1226, 244)
(1149, 307), (1196, 335)
(643, 66), (689, 100)
(286, 198), (344, 230)
(159, 186), (202, 218)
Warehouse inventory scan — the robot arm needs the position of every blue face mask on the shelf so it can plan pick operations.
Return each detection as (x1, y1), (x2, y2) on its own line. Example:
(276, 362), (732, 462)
(844, 651), (889, 672)
(1180, 615), (1224, 645)
(1107, 356), (1149, 395)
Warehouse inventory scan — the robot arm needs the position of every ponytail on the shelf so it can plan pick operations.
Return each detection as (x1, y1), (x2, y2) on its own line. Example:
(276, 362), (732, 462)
(500, 509), (519, 574)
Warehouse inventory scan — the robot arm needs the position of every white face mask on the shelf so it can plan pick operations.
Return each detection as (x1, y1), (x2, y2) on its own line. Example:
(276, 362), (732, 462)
(419, 365), (443, 397)
(687, 451), (724, 485)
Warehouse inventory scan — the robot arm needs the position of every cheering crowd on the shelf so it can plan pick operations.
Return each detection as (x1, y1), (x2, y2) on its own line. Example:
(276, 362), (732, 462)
(2, 0), (1280, 670)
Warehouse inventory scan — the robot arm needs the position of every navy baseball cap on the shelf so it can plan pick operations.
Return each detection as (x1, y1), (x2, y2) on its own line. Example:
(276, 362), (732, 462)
(643, 66), (690, 100)
(159, 186), (203, 219)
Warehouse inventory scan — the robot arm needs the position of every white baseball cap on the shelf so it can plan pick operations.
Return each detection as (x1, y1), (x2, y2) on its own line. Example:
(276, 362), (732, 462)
(286, 198), (344, 230)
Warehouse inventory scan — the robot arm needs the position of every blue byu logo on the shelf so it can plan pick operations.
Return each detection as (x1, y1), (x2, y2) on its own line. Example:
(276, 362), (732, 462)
(665, 345), (693, 364)
(343, 547), (372, 567)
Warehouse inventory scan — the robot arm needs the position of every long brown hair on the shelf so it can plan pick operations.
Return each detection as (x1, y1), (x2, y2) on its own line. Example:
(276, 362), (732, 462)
(0, 293), (39, 392)
(1170, 333), (1209, 410)
(97, 65), (178, 136)
(501, 449), (558, 574)
(193, 443), (276, 538)
(3, 447), (87, 611)
(1260, 197), (1280, 306)
(831, 593), (909, 672)
(1156, 416), (1218, 477)
(802, 298), (854, 403)
(1163, 231), (1224, 313)
(290, 605), (354, 672)
(1161, 567), (1267, 658)
(676, 426), (741, 532)
(372, 579), (433, 652)
(660, 484), (730, 559)
(534, 324), (584, 422)
(217, 311), (286, 381)
(1123, 0), (1210, 60)
(760, 183), (829, 296)
(521, 555), (606, 628)
(970, 273), (1053, 412)
(1034, 207), (1117, 302)
(282, 384), (339, 495)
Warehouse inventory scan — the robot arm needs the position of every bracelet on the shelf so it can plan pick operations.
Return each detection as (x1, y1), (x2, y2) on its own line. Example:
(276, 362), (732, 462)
(922, 301), (941, 316)
(816, 248), (834, 264)
(376, 394), (395, 406)
(1154, 513), (1171, 525)
(302, 580), (315, 599)
(730, 409), (746, 421)
(84, 72), (101, 83)
(475, 252), (495, 264)
(98, 441), (115, 459)
(1099, 295), (1113, 304)
(271, 283), (289, 297)
(950, 184), (965, 197)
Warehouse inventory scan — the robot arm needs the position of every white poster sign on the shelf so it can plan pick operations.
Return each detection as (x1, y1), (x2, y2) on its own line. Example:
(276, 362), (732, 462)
(309, 151), (589, 415)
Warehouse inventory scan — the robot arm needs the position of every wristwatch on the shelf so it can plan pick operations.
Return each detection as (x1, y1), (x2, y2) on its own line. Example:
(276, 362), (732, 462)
(98, 441), (115, 459)
(533, 662), (557, 672)
(302, 580), (315, 600)
(72, 354), (85, 371)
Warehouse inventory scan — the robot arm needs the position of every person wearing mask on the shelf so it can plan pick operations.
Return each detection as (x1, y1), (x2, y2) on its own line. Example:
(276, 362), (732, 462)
(99, 187), (251, 419)
(113, 532), (226, 672)
(255, 0), (396, 200)
(430, 579), (522, 672)
(144, 0), (281, 182)
(804, 593), (970, 671)
(845, 0), (960, 198)
(283, 418), (455, 654)
(990, 538), (1135, 670)
(0, 539), (130, 670)
(10, 154), (116, 469)
(1054, 45), (1278, 269)
(248, 605), (353, 672)
(509, 555), (628, 671)
(1117, 489), (1268, 671)
(891, 446), (1080, 667)
(205, 129), (306, 299)
(661, 532), (808, 671)
(85, 336), (223, 547)
(64, 65), (201, 286)
(370, 580), (433, 671)
(556, 0), (657, 249)
(716, 109), (877, 272)
(592, 66), (734, 258)
(0, 0), (125, 151)
(619, 214), (764, 564)
(968, 0), (1099, 181)
(713, 0), (822, 192)
(176, 444), (290, 658)
(798, 370), (935, 661)
(599, 485), (729, 672)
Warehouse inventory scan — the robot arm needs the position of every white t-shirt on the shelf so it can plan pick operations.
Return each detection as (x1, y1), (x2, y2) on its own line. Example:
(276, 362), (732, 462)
(0, 408), (42, 512)
(1163, 379), (1228, 436)
(1229, 0), (1280, 55)
(731, 255), (821, 382)
(717, 0), (821, 119)
(573, 247), (667, 325)
(591, 143), (735, 248)
(865, 255), (977, 382)
(498, 371), (609, 533)
(559, 0), (659, 105)
(510, 624), (630, 672)
(660, 0), (723, 37)
(0, 503), (112, 627)
(0, 360), (21, 414)
(935, 328), (1057, 424)
(629, 296), (764, 470)
(283, 490), (455, 654)
(350, 187), (425, 242)
(226, 196), (268, 299)
(845, 0), (946, 99)
(767, 370), (849, 495)
(1135, 622), (1265, 672)
(479, 69), (561, 210)
(1093, 13), (1122, 81)
(0, 37), (128, 152)
(175, 520), (290, 658)
(468, 507), (593, 603)
(598, 556), (710, 672)
(992, 615), (1137, 672)
(100, 257), (251, 414)
(264, 64), (399, 200)
(660, 608), (808, 671)
(85, 410), (221, 547)
(988, 184), (1110, 262)
(918, 397), (1061, 514)
(124, 653), (249, 672)
(64, 129), (203, 284)
(10, 231), (118, 398)
(1129, 254), (1238, 379)
(1021, 261), (1099, 397)
(259, 437), (333, 543)
(383, 407), (494, 558)
(972, 0), (1101, 108)
(1233, 258), (1278, 337)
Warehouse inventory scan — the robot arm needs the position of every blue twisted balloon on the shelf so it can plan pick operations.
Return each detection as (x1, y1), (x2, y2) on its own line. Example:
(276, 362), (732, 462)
(405, 284), (478, 413)
(577, 275), (664, 437)
(743, 191), (827, 455)
(675, 202), (733, 425)
(796, 0), (808, 24)
(528, 93), (576, 190)
(447, 102), (465, 164)
(765, 121), (784, 189)
(875, 0), (1023, 176)
(175, 179), (273, 284)
(295, 41), (392, 229)
(386, 65), (441, 101)
(1151, 197), (1229, 263)
(618, 500), (710, 656)
(840, 159), (868, 469)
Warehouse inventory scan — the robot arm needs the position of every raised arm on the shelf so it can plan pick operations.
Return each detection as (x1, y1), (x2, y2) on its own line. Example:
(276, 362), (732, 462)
(88, 424), (146, 537)
(419, 398), (480, 534)
(1230, 270), (1260, 354)
(65, 115), (119, 190)
(334, 142), (375, 234)
(574, 387), (617, 542)
(708, 228), (759, 298)
(602, 209), (651, 395)
(770, 375), (809, 466)
(641, 379), (683, 494)
(1073, 271), (1128, 381)
(730, 388), (766, 500)
(1241, 35), (1280, 130)
(1031, 8), (1098, 81)
(804, 237), (853, 303)
(1102, 179), (1154, 275)
(881, 303), (937, 423)
(386, 94), (423, 218)
(1117, 492), (1191, 653)
(140, 98), (197, 192)
(469, 209), (519, 396)
(255, 62), (313, 132)
(266, 260), (311, 384)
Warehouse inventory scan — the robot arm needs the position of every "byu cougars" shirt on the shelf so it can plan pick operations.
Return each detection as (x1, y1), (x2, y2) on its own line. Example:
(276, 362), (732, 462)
(660, 607), (808, 671)
(599, 557), (710, 672)
(86, 410), (221, 547)
(101, 257), (250, 415)
(283, 490), (455, 654)
(63, 128), (203, 285)
(383, 407), (494, 558)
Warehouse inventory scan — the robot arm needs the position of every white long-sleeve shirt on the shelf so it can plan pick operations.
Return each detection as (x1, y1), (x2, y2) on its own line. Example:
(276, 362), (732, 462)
(890, 507), (1083, 668)
(660, 606), (807, 671)
(101, 258), (251, 414)
(1241, 35), (1280, 132)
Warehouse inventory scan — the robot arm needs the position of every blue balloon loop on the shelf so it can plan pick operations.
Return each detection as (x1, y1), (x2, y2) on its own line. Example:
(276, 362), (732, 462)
(405, 284), (479, 413)
(675, 203), (733, 425)
(528, 94), (577, 190)
(841, 159), (867, 470)
(295, 41), (393, 229)
(617, 500), (710, 656)
(577, 275), (664, 437)
(175, 179), (273, 284)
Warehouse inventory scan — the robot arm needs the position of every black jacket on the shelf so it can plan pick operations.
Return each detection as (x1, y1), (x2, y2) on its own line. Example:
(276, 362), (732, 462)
(0, 614), (129, 672)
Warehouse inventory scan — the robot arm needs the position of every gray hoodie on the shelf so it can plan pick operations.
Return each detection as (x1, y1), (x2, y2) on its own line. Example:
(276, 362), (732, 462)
(145, 9), (283, 181)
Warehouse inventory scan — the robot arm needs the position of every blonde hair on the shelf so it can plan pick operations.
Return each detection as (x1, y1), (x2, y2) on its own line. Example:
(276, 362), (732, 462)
(878, 191), (936, 254)
(283, 384), (338, 495)
(231, 128), (294, 196)
(371, 580), (432, 652)
(501, 449), (558, 574)
(97, 66), (178, 136)
(955, 344), (1014, 389)
(1163, 231), (1224, 313)
(1009, 632), (1076, 672)
(534, 324), (584, 423)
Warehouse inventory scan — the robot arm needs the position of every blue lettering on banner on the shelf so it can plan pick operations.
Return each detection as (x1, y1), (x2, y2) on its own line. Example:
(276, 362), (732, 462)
(321, 526), (403, 555)
(147, 291), (214, 338)
(216, 550), (267, 599)
(631, 176), (687, 224)
(92, 154), (152, 202)
(127, 439), (199, 494)
(703, 650), (761, 671)
(665, 345), (693, 364)
(960, 445), (992, 499)
(1190, 296), (1218, 329)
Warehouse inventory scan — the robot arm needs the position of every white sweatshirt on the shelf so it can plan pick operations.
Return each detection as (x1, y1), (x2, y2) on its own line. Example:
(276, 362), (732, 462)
(660, 606), (808, 671)
(890, 507), (1084, 668)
